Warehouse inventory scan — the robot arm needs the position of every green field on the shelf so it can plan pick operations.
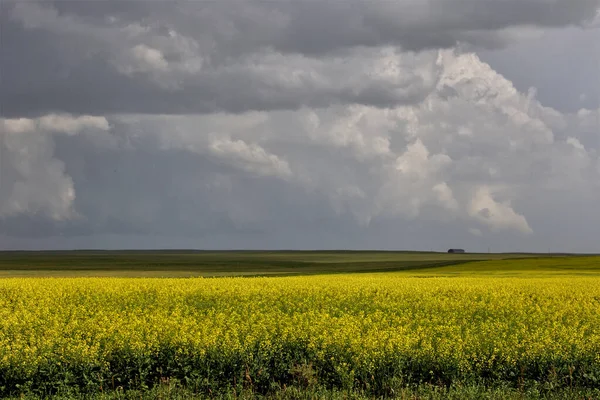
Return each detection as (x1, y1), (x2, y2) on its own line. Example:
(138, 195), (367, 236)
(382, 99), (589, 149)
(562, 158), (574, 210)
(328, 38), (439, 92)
(0, 250), (584, 277)
(1, 251), (600, 399)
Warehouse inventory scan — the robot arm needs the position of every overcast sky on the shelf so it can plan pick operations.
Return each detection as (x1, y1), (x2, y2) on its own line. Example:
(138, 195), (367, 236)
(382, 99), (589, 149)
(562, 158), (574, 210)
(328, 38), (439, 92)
(1, 0), (599, 252)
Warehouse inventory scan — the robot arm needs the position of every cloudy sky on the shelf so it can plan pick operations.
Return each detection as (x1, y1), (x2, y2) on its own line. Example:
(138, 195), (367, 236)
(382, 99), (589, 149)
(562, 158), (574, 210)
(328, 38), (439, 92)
(1, 0), (599, 252)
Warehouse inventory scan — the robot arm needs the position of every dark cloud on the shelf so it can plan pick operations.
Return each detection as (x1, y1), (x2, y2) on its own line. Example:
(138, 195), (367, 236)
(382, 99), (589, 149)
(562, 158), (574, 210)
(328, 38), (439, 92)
(0, 122), (330, 238)
(1, 53), (599, 247)
(1, 1), (599, 251)
(0, 17), (439, 117)
(2, 0), (599, 117)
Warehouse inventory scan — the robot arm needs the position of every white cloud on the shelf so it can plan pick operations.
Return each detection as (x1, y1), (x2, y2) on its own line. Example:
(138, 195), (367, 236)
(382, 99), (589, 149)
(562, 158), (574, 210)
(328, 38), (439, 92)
(115, 33), (204, 88)
(1, 119), (37, 135)
(567, 137), (585, 150)
(0, 114), (109, 221)
(303, 106), (394, 160)
(395, 139), (451, 181)
(38, 114), (110, 135)
(131, 44), (169, 72)
(208, 137), (293, 179)
(1, 128), (75, 221)
(433, 182), (459, 211)
(2, 114), (109, 136)
(468, 186), (532, 234)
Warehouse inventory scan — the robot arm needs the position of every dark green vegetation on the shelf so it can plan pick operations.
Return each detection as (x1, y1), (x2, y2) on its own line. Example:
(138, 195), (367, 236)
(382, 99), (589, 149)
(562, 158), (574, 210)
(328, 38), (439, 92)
(8, 382), (600, 400)
(425, 256), (600, 276)
(0, 250), (584, 277)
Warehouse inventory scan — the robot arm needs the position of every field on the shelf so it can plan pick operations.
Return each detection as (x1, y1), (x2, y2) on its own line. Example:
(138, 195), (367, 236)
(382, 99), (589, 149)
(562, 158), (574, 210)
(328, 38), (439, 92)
(0, 250), (568, 277)
(1, 251), (600, 399)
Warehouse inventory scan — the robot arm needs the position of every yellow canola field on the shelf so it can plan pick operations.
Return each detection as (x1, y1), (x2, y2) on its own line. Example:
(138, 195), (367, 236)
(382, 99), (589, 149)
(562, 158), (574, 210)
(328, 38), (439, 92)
(1, 274), (600, 394)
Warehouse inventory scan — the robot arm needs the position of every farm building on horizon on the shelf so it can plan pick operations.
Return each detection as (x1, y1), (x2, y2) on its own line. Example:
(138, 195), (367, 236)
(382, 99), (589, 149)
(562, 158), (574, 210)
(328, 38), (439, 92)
(447, 249), (466, 254)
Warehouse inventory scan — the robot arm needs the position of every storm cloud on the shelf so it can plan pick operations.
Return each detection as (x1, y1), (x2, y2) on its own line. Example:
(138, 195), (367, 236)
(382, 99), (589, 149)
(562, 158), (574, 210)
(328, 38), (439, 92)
(2, 0), (599, 116)
(1, 0), (599, 252)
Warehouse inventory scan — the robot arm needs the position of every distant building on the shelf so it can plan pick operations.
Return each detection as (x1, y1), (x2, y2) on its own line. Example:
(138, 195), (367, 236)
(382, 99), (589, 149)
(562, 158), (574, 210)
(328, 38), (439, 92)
(447, 249), (465, 253)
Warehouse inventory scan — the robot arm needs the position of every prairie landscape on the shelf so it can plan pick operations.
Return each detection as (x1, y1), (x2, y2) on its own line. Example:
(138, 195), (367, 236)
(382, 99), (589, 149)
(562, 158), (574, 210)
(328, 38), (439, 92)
(1, 252), (600, 399)
(4, 0), (600, 398)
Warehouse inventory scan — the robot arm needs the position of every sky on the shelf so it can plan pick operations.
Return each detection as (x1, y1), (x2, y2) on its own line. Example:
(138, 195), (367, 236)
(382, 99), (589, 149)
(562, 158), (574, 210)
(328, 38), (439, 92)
(0, 0), (599, 252)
